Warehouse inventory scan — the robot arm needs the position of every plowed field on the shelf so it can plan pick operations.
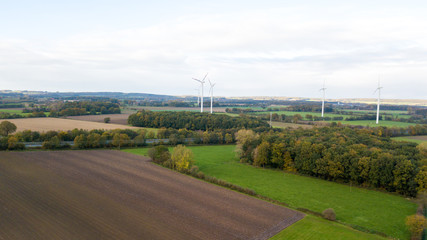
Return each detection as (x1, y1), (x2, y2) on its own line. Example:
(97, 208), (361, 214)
(5, 118), (140, 132)
(0, 150), (303, 240)
(66, 114), (131, 125)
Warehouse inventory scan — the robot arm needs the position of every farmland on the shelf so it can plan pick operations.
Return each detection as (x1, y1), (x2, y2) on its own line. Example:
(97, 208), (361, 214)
(332, 120), (417, 128)
(270, 121), (314, 129)
(392, 135), (427, 144)
(126, 145), (417, 239)
(0, 150), (303, 240)
(4, 118), (141, 132)
(66, 113), (131, 125)
(271, 215), (385, 240)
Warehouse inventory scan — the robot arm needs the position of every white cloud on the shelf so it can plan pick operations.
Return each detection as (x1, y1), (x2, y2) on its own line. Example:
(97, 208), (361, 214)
(1, 4), (427, 99)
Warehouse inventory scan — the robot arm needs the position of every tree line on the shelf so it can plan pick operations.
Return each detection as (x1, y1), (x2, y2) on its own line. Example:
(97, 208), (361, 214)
(128, 110), (269, 130)
(235, 127), (427, 197)
(0, 120), (270, 150)
(49, 101), (121, 117)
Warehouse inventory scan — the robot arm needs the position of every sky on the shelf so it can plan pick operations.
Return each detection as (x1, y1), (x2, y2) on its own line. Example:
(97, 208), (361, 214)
(1, 0), (427, 99)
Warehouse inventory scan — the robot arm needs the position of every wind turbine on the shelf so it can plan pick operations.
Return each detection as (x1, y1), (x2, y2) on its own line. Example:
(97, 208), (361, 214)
(193, 73), (208, 113)
(374, 77), (383, 124)
(208, 78), (216, 114)
(320, 80), (327, 118)
(194, 88), (200, 106)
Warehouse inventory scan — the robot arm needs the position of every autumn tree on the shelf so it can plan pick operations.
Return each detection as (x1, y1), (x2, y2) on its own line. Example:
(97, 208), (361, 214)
(235, 129), (259, 163)
(253, 141), (270, 167)
(0, 121), (17, 136)
(148, 145), (170, 164)
(112, 133), (130, 149)
(270, 142), (285, 168)
(224, 133), (233, 144)
(406, 214), (427, 240)
(74, 134), (87, 149)
(42, 136), (61, 149)
(170, 145), (194, 171)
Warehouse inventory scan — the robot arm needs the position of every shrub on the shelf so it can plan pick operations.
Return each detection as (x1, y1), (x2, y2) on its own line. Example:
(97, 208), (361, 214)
(406, 214), (427, 240)
(196, 171), (205, 179)
(104, 117), (111, 123)
(170, 145), (194, 171)
(322, 208), (336, 221)
(148, 145), (170, 164)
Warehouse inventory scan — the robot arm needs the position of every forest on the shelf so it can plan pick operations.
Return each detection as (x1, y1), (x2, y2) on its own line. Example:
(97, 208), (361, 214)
(128, 110), (269, 130)
(235, 126), (427, 197)
(49, 101), (121, 116)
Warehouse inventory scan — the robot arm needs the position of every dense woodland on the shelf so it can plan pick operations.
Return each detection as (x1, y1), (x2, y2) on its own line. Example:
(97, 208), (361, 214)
(128, 110), (269, 130)
(49, 101), (121, 116)
(235, 127), (427, 197)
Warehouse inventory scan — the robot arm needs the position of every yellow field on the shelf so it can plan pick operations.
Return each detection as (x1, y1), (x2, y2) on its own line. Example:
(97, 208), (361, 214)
(5, 118), (141, 132)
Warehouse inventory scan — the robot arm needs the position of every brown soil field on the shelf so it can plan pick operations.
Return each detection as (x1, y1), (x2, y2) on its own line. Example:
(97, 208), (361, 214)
(0, 150), (304, 240)
(406, 135), (427, 141)
(271, 121), (314, 129)
(4, 117), (140, 132)
(66, 114), (131, 125)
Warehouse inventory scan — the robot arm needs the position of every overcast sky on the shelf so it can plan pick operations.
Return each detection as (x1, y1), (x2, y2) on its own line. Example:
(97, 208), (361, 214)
(1, 0), (426, 99)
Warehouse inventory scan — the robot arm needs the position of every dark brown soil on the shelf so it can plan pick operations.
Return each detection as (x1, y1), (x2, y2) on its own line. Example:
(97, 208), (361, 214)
(0, 150), (303, 240)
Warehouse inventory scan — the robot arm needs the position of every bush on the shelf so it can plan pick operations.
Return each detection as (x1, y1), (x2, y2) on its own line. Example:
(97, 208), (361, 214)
(322, 208), (336, 221)
(147, 145), (170, 164)
(104, 117), (111, 123)
(406, 214), (427, 240)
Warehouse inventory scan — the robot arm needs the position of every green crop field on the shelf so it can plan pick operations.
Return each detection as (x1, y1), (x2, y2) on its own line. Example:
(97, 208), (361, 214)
(125, 145), (416, 239)
(0, 109), (51, 117)
(392, 136), (427, 144)
(252, 110), (343, 119)
(0, 109), (23, 114)
(271, 215), (386, 240)
(332, 120), (417, 128)
(0, 109), (30, 116)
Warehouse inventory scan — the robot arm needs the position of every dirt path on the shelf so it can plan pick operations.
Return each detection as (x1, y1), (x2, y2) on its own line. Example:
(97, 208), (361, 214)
(0, 150), (303, 240)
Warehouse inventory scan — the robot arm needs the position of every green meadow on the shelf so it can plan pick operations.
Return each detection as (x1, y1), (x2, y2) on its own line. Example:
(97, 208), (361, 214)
(271, 215), (386, 240)
(333, 120), (417, 128)
(125, 145), (416, 239)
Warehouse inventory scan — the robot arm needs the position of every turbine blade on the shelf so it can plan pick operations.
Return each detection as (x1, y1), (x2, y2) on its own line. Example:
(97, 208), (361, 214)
(203, 73), (208, 81)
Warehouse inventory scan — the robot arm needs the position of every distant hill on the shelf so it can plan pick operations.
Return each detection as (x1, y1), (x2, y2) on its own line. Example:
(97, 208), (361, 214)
(0, 90), (178, 101)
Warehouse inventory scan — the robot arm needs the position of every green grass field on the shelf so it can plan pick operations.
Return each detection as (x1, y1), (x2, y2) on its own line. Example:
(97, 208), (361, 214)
(0, 109), (23, 114)
(332, 120), (417, 128)
(271, 215), (386, 240)
(252, 109), (413, 121)
(0, 109), (30, 116)
(252, 110), (342, 119)
(392, 136), (427, 144)
(124, 145), (416, 239)
(340, 109), (411, 119)
(0, 109), (51, 117)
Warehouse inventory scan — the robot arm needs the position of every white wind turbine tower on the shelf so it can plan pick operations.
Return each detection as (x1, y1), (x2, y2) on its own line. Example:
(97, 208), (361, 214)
(194, 88), (200, 106)
(320, 80), (327, 118)
(193, 73), (208, 113)
(374, 77), (383, 124)
(208, 78), (216, 114)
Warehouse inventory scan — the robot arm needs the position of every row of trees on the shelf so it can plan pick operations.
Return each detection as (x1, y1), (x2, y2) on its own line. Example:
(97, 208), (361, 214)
(0, 111), (46, 119)
(235, 127), (427, 197)
(128, 110), (269, 130)
(0, 119), (256, 150)
(49, 101), (121, 117)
